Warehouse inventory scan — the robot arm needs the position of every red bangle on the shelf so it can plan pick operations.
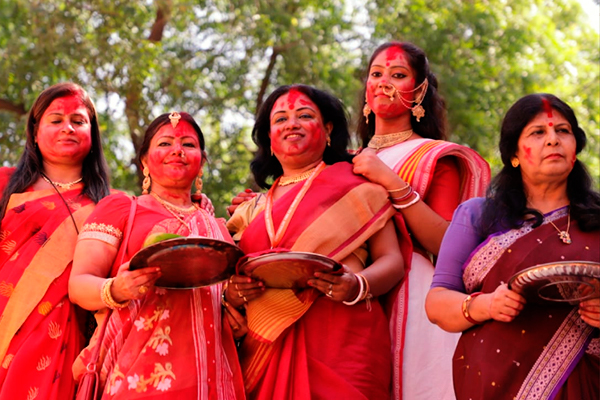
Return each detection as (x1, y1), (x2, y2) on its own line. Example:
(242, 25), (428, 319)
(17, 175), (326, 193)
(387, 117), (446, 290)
(461, 292), (484, 324)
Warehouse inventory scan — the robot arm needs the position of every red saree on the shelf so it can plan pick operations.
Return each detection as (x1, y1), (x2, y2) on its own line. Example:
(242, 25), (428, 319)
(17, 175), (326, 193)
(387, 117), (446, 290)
(72, 193), (245, 399)
(456, 207), (599, 399)
(231, 162), (398, 400)
(0, 167), (95, 400)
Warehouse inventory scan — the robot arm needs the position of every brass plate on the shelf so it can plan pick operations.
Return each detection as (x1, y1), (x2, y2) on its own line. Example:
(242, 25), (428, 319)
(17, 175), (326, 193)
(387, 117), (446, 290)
(237, 251), (342, 289)
(129, 237), (244, 289)
(508, 261), (600, 303)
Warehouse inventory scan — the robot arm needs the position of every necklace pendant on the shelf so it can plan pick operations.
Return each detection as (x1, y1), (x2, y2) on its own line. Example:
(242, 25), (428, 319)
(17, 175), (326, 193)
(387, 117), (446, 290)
(558, 231), (572, 244)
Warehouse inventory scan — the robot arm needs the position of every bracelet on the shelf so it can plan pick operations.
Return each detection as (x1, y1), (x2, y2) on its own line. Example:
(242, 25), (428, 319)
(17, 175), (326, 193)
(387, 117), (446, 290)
(387, 182), (411, 194)
(343, 273), (365, 306)
(100, 278), (130, 310)
(461, 292), (484, 324)
(391, 186), (414, 203)
(357, 273), (373, 311)
(392, 191), (420, 210)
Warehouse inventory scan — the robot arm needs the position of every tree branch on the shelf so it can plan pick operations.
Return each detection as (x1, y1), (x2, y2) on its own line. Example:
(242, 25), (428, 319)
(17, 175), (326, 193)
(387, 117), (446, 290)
(255, 42), (298, 115)
(0, 99), (27, 115)
(148, 0), (172, 42)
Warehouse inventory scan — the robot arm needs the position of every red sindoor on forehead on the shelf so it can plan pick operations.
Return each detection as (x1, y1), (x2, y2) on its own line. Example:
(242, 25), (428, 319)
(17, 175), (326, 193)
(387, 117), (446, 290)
(286, 89), (302, 110)
(542, 98), (554, 127)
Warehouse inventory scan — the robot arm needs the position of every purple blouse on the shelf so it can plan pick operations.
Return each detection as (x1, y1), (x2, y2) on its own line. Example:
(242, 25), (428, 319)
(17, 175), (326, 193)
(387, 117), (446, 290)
(431, 197), (486, 292)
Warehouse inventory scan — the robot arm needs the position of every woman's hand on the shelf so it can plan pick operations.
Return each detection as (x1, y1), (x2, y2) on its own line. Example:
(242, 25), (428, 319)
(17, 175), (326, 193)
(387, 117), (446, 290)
(487, 283), (526, 323)
(308, 265), (359, 302)
(223, 301), (248, 339)
(199, 193), (215, 216)
(352, 148), (406, 190)
(227, 189), (258, 216)
(111, 262), (162, 302)
(226, 274), (264, 308)
(579, 297), (600, 328)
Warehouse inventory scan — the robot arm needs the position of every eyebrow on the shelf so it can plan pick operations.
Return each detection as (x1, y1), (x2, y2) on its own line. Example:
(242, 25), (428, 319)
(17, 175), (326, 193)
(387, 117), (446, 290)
(272, 106), (315, 116)
(47, 112), (88, 117)
(371, 64), (411, 71)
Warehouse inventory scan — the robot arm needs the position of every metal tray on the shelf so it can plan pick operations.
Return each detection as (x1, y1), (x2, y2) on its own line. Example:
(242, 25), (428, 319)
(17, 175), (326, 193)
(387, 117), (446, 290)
(129, 237), (244, 289)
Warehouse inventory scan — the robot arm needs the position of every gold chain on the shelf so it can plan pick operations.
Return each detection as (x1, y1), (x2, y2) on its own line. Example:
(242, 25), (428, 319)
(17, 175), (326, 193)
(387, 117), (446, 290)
(41, 175), (82, 190)
(367, 130), (413, 151)
(278, 166), (319, 186)
(547, 210), (572, 244)
(150, 192), (199, 232)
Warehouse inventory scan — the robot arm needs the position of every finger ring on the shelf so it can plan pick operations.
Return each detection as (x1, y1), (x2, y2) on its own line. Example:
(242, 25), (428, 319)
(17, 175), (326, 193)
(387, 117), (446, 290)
(138, 285), (148, 294)
(243, 296), (248, 303)
(328, 283), (333, 291)
(326, 288), (333, 298)
(238, 291), (244, 298)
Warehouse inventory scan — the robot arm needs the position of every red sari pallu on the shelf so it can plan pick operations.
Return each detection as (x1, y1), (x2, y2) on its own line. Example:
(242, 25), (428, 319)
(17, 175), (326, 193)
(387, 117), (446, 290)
(0, 167), (95, 400)
(455, 207), (599, 400)
(228, 162), (409, 400)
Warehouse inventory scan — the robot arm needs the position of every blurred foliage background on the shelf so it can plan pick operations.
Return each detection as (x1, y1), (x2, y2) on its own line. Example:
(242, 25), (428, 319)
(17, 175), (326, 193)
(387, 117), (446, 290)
(1, 0), (598, 217)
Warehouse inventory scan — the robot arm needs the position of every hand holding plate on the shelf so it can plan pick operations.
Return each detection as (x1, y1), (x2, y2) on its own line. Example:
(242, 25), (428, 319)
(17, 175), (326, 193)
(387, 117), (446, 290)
(226, 275), (264, 308)
(488, 283), (526, 323)
(310, 265), (359, 302)
(579, 297), (600, 328)
(223, 300), (248, 339)
(112, 262), (162, 302)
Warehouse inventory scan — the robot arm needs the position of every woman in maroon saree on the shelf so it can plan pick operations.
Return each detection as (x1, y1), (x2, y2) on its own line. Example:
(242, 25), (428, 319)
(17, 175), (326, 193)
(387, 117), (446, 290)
(426, 94), (600, 399)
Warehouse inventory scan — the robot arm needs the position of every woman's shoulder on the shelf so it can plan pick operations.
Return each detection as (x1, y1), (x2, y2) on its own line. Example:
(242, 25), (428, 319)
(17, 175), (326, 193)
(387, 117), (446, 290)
(452, 197), (486, 223)
(94, 192), (134, 212)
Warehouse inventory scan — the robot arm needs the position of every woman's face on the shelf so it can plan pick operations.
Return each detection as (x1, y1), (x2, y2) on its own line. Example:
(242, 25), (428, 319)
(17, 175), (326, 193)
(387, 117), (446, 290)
(142, 120), (203, 190)
(366, 46), (417, 119)
(515, 109), (577, 187)
(36, 95), (92, 167)
(269, 90), (332, 170)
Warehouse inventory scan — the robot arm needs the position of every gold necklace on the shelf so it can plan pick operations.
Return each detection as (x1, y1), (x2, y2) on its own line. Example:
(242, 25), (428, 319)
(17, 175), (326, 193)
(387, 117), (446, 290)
(41, 175), (82, 190)
(278, 166), (318, 186)
(150, 192), (198, 214)
(150, 192), (199, 232)
(547, 210), (572, 244)
(367, 130), (414, 151)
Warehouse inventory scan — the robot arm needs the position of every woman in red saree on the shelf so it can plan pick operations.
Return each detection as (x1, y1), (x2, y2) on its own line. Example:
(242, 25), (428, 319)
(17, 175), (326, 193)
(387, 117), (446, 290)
(69, 112), (245, 399)
(426, 94), (600, 399)
(351, 41), (490, 400)
(226, 84), (406, 399)
(0, 82), (110, 399)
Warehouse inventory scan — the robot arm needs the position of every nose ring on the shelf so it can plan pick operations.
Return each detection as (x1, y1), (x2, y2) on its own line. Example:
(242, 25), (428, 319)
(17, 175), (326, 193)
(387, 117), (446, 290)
(380, 83), (397, 101)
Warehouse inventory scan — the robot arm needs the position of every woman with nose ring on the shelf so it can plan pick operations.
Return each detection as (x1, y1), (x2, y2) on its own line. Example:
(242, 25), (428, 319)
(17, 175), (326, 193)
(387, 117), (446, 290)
(352, 41), (490, 400)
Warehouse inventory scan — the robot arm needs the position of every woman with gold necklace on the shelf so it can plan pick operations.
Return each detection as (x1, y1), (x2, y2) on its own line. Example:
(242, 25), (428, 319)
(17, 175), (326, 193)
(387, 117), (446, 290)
(69, 112), (245, 399)
(226, 84), (405, 399)
(351, 41), (490, 400)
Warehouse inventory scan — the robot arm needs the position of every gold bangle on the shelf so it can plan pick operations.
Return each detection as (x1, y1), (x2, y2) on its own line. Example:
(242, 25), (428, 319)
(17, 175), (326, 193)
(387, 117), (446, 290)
(100, 278), (130, 310)
(387, 182), (411, 194)
(461, 292), (483, 324)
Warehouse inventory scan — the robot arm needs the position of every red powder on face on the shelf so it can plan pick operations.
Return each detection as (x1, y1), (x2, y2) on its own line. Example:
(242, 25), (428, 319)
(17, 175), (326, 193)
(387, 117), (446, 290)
(542, 98), (553, 118)
(523, 146), (533, 164)
(384, 46), (404, 62)
(287, 89), (302, 110)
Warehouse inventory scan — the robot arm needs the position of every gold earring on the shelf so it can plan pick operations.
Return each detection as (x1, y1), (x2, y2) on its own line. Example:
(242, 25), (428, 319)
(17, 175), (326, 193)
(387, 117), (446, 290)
(363, 95), (371, 124)
(270, 145), (274, 156)
(511, 157), (520, 168)
(326, 136), (331, 147)
(142, 166), (151, 194)
(195, 170), (203, 195)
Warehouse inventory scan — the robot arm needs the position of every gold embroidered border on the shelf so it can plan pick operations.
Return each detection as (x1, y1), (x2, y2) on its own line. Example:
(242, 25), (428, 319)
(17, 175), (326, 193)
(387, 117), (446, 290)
(78, 231), (120, 247)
